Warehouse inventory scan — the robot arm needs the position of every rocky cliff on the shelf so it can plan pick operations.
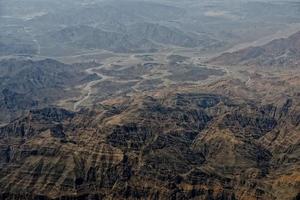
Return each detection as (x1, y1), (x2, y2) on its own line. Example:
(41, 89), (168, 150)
(0, 83), (299, 199)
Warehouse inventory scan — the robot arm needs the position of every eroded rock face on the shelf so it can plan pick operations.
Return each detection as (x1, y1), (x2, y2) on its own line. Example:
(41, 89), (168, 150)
(0, 93), (299, 200)
(0, 58), (100, 124)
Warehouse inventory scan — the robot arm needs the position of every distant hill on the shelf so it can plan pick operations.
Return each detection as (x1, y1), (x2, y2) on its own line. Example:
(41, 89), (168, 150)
(0, 30), (37, 56)
(210, 31), (300, 68)
(40, 23), (222, 53)
(42, 25), (158, 53)
(127, 22), (218, 48)
(0, 59), (82, 92)
(39, 22), (220, 52)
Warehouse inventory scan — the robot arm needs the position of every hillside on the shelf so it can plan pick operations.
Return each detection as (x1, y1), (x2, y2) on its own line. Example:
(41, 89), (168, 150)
(210, 31), (300, 68)
(0, 0), (300, 199)
(0, 59), (97, 124)
(39, 23), (222, 53)
(0, 75), (299, 200)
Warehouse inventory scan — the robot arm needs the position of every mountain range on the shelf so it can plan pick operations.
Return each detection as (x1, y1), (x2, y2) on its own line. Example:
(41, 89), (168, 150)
(209, 31), (300, 68)
(0, 73), (299, 199)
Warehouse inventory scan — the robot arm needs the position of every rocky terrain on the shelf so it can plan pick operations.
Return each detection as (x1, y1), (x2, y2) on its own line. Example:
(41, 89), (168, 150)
(0, 58), (98, 124)
(2, 0), (300, 57)
(0, 72), (299, 200)
(210, 31), (300, 68)
(0, 0), (300, 199)
(0, 33), (299, 200)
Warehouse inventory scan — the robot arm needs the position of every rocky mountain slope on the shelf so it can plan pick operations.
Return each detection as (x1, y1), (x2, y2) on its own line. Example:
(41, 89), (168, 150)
(1, 0), (300, 199)
(209, 31), (300, 68)
(0, 75), (299, 200)
(0, 58), (97, 124)
(39, 22), (222, 53)
(41, 25), (158, 53)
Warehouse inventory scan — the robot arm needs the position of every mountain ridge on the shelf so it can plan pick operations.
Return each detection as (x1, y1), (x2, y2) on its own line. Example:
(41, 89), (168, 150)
(209, 31), (300, 68)
(0, 78), (299, 200)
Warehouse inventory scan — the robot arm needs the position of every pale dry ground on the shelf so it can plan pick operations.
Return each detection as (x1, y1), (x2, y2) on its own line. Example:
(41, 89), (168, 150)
(56, 43), (279, 112)
(16, 43), (287, 112)
(57, 48), (234, 111)
(53, 26), (300, 112)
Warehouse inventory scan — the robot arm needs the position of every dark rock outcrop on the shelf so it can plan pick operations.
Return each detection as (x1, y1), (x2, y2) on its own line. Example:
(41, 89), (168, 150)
(0, 92), (299, 200)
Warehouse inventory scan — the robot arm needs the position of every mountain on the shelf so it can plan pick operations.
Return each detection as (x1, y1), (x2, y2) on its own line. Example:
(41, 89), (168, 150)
(42, 25), (159, 53)
(40, 23), (222, 53)
(1, 1), (300, 199)
(209, 31), (300, 68)
(0, 77), (299, 200)
(127, 22), (219, 48)
(30, 1), (185, 29)
(0, 58), (96, 124)
(0, 59), (80, 92)
(0, 31), (37, 56)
